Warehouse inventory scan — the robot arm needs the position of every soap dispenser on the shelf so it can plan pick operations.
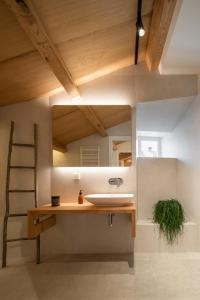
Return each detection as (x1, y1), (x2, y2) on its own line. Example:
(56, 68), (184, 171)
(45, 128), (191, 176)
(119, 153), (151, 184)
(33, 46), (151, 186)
(78, 190), (84, 204)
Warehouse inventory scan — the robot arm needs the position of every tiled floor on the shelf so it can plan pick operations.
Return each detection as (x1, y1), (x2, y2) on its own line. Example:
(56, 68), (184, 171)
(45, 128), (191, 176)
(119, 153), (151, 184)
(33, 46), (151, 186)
(0, 253), (200, 300)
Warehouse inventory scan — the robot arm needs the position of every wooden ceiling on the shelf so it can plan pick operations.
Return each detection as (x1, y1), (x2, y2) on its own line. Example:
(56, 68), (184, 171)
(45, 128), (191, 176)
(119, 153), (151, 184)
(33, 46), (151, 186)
(0, 0), (178, 106)
(52, 105), (131, 152)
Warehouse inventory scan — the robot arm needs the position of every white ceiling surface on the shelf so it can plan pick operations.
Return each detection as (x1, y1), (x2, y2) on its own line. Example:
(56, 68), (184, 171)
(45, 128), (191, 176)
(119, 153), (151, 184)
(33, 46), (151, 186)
(136, 96), (194, 133)
(160, 0), (200, 74)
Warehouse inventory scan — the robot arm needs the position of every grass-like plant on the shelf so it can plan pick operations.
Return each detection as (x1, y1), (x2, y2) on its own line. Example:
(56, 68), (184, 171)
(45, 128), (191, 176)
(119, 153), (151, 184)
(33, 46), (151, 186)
(153, 199), (185, 244)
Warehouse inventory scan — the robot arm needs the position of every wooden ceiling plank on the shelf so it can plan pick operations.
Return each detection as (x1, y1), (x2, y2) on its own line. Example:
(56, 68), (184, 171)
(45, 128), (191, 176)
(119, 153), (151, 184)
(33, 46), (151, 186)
(78, 106), (107, 137)
(0, 51), (61, 106)
(145, 0), (177, 71)
(3, 0), (79, 98)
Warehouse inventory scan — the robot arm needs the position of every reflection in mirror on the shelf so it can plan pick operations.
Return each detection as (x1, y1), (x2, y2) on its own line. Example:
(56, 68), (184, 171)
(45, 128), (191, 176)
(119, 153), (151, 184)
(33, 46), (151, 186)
(110, 136), (132, 166)
(52, 105), (132, 167)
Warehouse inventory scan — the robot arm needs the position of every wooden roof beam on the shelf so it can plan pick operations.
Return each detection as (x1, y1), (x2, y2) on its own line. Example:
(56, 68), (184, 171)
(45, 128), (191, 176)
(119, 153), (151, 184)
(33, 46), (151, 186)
(145, 0), (178, 71)
(78, 106), (107, 137)
(53, 141), (67, 153)
(3, 0), (79, 99)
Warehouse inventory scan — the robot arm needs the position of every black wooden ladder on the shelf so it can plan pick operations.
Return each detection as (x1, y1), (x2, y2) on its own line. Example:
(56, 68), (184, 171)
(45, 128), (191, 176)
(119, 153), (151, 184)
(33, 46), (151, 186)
(2, 121), (40, 267)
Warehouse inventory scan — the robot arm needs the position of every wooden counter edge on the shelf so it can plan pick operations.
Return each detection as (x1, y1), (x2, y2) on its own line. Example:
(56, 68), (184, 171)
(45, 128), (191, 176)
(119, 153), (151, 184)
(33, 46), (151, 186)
(27, 203), (136, 238)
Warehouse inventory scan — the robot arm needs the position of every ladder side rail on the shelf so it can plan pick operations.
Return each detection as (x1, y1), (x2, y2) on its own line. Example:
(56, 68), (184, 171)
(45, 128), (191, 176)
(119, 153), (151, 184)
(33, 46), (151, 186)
(34, 124), (38, 208)
(34, 124), (40, 264)
(2, 121), (15, 267)
(2, 122), (41, 267)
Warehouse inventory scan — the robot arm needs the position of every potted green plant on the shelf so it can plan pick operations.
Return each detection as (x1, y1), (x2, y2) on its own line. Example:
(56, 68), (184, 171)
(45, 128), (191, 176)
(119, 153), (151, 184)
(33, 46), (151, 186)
(153, 199), (185, 244)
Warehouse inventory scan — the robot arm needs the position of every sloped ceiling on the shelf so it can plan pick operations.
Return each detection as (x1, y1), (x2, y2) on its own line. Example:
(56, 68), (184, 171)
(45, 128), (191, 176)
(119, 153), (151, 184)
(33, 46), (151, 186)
(136, 96), (195, 133)
(0, 0), (154, 106)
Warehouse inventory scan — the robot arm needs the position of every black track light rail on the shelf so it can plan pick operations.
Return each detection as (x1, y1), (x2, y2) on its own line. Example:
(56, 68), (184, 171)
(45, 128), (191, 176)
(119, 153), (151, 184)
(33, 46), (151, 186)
(135, 0), (143, 65)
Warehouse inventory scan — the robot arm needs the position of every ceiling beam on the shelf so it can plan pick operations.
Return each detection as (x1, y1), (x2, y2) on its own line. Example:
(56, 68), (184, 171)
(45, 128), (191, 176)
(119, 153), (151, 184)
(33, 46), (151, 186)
(53, 141), (67, 153)
(145, 0), (178, 71)
(78, 106), (107, 137)
(3, 0), (79, 99)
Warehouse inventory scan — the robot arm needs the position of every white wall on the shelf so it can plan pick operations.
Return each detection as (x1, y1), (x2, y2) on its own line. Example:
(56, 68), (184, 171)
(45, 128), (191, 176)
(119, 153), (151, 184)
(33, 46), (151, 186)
(162, 95), (200, 222)
(137, 158), (177, 220)
(160, 0), (200, 74)
(136, 96), (194, 132)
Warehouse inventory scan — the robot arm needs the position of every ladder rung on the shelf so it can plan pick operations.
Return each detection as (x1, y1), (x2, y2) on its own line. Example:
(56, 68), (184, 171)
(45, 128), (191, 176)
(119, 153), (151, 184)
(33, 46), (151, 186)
(9, 189), (36, 193)
(8, 213), (27, 217)
(12, 143), (35, 148)
(10, 166), (35, 169)
(6, 237), (36, 242)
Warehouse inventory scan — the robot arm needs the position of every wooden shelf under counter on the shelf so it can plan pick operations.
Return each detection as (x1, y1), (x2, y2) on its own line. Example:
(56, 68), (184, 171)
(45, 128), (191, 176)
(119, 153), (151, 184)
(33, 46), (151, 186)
(27, 202), (136, 239)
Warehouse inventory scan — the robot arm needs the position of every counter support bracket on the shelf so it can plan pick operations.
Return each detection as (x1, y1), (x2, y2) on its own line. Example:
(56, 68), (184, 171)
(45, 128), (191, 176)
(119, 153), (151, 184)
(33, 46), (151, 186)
(28, 212), (56, 238)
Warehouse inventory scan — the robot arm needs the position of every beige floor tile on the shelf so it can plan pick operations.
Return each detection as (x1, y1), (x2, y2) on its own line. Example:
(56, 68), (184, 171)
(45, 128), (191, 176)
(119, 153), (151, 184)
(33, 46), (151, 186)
(0, 253), (200, 300)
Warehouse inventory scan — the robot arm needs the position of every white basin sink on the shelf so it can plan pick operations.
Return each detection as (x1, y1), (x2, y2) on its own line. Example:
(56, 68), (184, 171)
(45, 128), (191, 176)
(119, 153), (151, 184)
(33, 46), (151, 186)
(85, 193), (134, 206)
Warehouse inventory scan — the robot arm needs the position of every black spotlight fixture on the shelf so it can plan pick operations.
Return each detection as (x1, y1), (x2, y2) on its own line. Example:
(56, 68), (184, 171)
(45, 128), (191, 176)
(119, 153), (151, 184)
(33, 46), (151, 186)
(135, 0), (145, 65)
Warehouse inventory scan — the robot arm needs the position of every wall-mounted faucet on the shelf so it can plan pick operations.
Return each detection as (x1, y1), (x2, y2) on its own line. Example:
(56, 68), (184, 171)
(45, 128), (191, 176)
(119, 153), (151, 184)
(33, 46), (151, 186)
(108, 177), (123, 187)
(108, 213), (114, 227)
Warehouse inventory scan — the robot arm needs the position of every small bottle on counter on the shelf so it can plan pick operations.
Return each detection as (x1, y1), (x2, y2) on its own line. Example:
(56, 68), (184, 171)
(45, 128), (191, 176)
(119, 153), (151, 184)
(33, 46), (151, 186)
(78, 190), (84, 204)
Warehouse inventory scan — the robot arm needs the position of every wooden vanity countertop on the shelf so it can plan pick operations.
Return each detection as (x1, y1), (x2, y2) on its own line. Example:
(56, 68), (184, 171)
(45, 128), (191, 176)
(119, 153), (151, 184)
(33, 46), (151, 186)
(28, 202), (136, 215)
(27, 202), (136, 238)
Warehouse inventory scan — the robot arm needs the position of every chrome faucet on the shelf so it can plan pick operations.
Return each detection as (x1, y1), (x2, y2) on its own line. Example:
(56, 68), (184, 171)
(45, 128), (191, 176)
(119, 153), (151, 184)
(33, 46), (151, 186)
(108, 177), (123, 187)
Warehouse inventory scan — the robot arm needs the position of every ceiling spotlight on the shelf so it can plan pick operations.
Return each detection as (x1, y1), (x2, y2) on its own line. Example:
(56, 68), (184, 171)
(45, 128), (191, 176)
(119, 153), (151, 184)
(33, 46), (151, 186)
(138, 25), (145, 37)
(139, 28), (145, 37)
(137, 19), (145, 37)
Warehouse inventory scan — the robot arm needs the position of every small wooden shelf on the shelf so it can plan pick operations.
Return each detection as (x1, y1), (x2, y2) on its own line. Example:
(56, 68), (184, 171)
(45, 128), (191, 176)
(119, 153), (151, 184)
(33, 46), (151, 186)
(27, 202), (136, 238)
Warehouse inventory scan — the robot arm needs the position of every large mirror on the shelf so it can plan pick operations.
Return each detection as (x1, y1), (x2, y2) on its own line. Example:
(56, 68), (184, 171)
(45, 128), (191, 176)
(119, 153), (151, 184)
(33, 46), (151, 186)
(52, 105), (132, 167)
